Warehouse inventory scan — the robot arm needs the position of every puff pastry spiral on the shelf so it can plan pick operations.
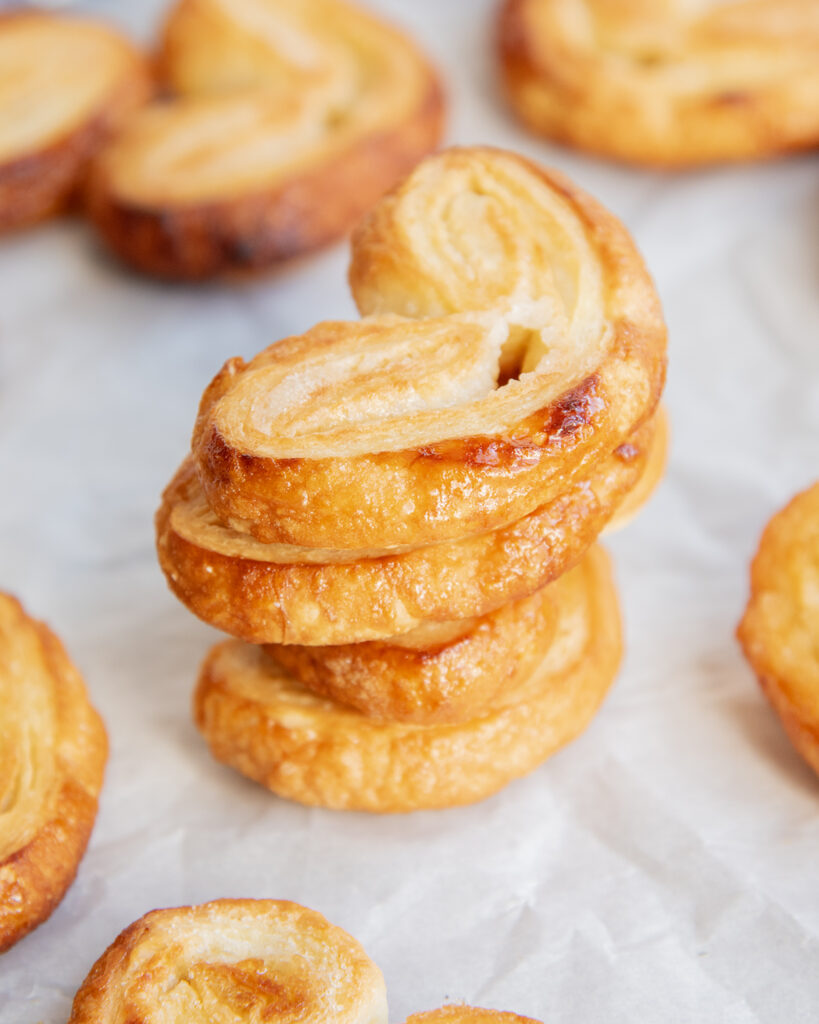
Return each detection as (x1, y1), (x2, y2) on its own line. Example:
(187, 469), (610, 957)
(68, 899), (388, 1024)
(0, 12), (149, 232)
(498, 0), (819, 167)
(738, 481), (819, 777)
(0, 593), (107, 953)
(86, 0), (444, 279)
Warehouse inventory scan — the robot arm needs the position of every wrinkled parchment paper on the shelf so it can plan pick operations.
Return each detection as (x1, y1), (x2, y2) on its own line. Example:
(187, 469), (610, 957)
(1, 2), (818, 1020)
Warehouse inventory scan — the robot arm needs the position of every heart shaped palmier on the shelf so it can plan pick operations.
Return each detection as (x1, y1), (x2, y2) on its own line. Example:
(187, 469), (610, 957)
(86, 0), (444, 279)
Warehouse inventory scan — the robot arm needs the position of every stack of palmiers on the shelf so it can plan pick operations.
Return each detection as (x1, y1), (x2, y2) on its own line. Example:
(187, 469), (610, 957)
(157, 146), (668, 813)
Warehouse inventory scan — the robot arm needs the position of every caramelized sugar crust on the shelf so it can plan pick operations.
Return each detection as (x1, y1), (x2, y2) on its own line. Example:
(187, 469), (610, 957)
(0, 593), (107, 954)
(192, 547), (621, 812)
(266, 582), (559, 725)
(192, 147), (666, 550)
(68, 899), (388, 1024)
(738, 481), (819, 776)
(0, 11), (150, 232)
(498, 0), (819, 167)
(157, 416), (654, 645)
(86, 0), (444, 278)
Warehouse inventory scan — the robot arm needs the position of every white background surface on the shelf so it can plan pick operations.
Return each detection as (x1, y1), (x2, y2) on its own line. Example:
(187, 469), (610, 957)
(1, 1), (818, 1020)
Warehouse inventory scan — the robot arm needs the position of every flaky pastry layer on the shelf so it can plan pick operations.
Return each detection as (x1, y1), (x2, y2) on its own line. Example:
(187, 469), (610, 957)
(86, 0), (444, 278)
(0, 593), (107, 954)
(193, 147), (665, 549)
(68, 898), (387, 1024)
(737, 481), (819, 777)
(0, 12), (150, 232)
(193, 547), (621, 812)
(498, 0), (819, 168)
(266, 582), (559, 725)
(158, 417), (653, 645)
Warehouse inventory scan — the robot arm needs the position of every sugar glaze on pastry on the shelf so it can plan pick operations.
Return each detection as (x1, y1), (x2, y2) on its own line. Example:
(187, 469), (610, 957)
(0, 593), (107, 953)
(158, 417), (654, 645)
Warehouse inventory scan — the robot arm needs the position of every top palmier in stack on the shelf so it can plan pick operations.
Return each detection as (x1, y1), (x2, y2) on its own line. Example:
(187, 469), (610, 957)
(157, 146), (667, 810)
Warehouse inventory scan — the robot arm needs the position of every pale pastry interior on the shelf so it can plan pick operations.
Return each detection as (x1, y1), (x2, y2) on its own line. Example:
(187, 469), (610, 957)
(210, 150), (610, 459)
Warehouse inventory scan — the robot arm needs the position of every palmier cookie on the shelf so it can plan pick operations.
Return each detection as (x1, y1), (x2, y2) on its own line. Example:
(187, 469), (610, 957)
(0, 12), (149, 233)
(68, 898), (387, 1024)
(738, 482), (819, 777)
(85, 0), (444, 279)
(191, 146), (666, 550)
(193, 547), (621, 813)
(0, 594), (107, 953)
(266, 580), (559, 725)
(158, 415), (654, 646)
(498, 0), (819, 168)
(407, 1010), (542, 1024)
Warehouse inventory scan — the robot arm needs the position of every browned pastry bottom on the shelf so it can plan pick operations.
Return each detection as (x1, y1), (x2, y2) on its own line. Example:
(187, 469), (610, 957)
(68, 899), (388, 1024)
(266, 582), (558, 725)
(193, 547), (621, 812)
(0, 593), (107, 953)
(157, 417), (653, 646)
(738, 481), (819, 777)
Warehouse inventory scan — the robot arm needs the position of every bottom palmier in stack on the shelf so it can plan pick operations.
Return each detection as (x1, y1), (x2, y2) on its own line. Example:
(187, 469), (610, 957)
(194, 547), (621, 812)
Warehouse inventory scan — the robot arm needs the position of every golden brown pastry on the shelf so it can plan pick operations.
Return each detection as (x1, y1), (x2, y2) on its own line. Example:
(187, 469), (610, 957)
(193, 147), (665, 550)
(0, 593), (107, 954)
(158, 416), (653, 645)
(193, 547), (621, 812)
(86, 0), (444, 279)
(68, 899), (388, 1024)
(604, 402), (668, 534)
(0, 11), (149, 233)
(737, 482), (819, 777)
(406, 1009), (542, 1024)
(498, 0), (819, 168)
(266, 581), (559, 725)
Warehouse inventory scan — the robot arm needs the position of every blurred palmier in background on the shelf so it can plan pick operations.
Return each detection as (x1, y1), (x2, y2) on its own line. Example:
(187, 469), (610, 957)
(67, 899), (388, 1024)
(498, 0), (819, 168)
(0, 593), (107, 954)
(738, 481), (819, 778)
(86, 0), (445, 280)
(0, 11), (150, 233)
(194, 550), (622, 813)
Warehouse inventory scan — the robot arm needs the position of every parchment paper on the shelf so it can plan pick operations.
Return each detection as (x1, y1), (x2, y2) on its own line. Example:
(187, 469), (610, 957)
(1, 2), (818, 1020)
